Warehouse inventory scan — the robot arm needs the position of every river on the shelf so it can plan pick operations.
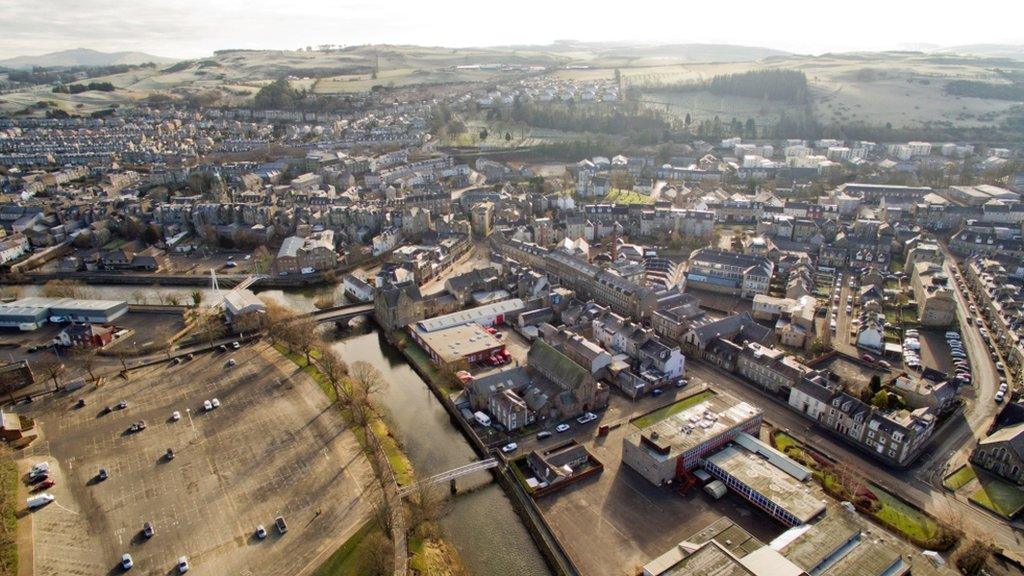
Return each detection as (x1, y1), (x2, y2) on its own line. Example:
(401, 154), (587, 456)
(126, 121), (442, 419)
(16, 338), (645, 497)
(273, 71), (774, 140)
(327, 329), (552, 576)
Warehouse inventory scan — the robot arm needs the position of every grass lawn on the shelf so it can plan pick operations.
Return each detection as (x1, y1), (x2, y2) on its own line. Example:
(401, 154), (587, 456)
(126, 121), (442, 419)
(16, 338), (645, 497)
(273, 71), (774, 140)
(969, 471), (1024, 518)
(870, 484), (942, 544)
(942, 465), (977, 491)
(311, 521), (383, 576)
(602, 189), (655, 205)
(631, 390), (715, 429)
(0, 450), (17, 576)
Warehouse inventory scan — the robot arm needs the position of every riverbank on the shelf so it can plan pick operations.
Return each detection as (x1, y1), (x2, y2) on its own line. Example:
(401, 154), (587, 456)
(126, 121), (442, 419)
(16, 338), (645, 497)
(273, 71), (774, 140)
(387, 330), (578, 576)
(276, 342), (472, 576)
(327, 330), (552, 576)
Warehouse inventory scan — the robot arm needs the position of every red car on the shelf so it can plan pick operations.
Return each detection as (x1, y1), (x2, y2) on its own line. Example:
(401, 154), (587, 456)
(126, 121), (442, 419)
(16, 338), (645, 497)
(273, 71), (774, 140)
(32, 479), (55, 492)
(485, 327), (498, 335)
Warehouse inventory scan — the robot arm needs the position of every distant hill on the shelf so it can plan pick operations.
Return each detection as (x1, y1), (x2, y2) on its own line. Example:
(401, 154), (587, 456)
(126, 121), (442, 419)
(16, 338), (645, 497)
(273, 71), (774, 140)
(503, 41), (790, 62)
(0, 48), (177, 69)
(932, 44), (1024, 60)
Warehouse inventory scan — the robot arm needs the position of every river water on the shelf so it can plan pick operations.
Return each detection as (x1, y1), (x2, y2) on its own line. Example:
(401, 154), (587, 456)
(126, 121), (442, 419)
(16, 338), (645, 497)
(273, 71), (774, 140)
(327, 329), (552, 576)
(24, 283), (552, 575)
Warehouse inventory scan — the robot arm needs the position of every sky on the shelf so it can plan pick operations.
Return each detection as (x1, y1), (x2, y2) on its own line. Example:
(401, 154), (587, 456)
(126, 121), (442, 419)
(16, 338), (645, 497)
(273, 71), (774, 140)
(1, 0), (1023, 60)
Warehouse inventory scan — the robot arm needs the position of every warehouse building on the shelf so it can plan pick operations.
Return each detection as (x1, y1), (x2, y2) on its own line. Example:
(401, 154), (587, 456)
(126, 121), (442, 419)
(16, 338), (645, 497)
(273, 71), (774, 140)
(622, 389), (763, 485)
(410, 323), (506, 368)
(703, 442), (826, 527)
(412, 298), (525, 333)
(0, 297), (128, 330)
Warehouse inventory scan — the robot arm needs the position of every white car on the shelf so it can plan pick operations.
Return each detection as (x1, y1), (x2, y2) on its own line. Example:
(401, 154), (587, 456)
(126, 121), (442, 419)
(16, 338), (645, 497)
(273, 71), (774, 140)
(501, 442), (518, 454)
(555, 423), (570, 433)
(203, 400), (213, 411)
(211, 398), (221, 409)
(576, 412), (597, 424)
(903, 339), (921, 350)
(121, 553), (134, 570)
(177, 556), (190, 573)
(171, 411), (181, 422)
(905, 330), (919, 338)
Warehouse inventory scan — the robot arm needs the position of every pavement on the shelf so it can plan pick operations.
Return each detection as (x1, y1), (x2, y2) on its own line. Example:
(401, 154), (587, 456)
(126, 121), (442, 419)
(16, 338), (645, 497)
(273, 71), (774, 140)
(12, 342), (376, 576)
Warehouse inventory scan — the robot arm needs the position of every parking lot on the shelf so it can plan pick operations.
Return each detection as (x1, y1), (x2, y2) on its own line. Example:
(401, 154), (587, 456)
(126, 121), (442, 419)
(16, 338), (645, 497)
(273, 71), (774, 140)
(14, 342), (375, 576)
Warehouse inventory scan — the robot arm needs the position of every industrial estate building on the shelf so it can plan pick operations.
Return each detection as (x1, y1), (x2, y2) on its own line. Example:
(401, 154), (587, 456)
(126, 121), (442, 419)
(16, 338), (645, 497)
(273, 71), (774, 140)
(0, 297), (128, 330)
(643, 510), (954, 576)
(622, 389), (762, 485)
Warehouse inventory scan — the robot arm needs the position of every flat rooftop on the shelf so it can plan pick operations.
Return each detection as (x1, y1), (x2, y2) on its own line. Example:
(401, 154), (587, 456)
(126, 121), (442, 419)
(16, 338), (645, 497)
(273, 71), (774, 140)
(628, 390), (762, 461)
(415, 323), (503, 363)
(707, 446), (826, 524)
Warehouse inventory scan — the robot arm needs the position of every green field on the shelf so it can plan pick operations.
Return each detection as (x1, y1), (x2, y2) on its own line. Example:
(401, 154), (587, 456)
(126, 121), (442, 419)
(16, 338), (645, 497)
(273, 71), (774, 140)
(969, 471), (1024, 518)
(0, 451), (17, 576)
(312, 521), (383, 576)
(870, 484), (943, 545)
(942, 464), (977, 491)
(631, 390), (716, 429)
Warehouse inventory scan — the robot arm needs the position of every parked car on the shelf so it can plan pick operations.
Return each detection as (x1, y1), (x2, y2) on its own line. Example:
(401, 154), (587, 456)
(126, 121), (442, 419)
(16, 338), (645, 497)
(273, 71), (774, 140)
(143, 521), (155, 539)
(996, 361), (1006, 372)
(33, 479), (55, 492)
(97, 468), (108, 481)
(171, 411), (181, 422)
(211, 398), (221, 409)
(117, 400), (127, 410)
(555, 423), (570, 433)
(652, 388), (664, 396)
(861, 354), (875, 363)
(995, 391), (1005, 403)
(536, 431), (552, 441)
(256, 525), (267, 539)
(576, 412), (597, 424)
(177, 556), (190, 573)
(121, 553), (134, 570)
(203, 400), (213, 411)
(232, 341), (241, 350)
(226, 358), (237, 367)
(165, 448), (175, 461)
(501, 442), (518, 454)
(275, 516), (288, 534)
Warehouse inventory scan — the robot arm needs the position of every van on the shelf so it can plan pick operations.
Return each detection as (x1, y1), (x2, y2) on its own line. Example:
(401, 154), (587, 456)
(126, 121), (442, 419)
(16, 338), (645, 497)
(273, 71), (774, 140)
(473, 411), (491, 427)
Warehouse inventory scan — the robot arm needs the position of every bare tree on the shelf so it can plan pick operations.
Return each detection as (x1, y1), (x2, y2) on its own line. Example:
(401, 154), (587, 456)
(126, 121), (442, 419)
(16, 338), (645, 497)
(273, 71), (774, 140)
(369, 491), (394, 536)
(318, 347), (350, 403)
(350, 361), (387, 402)
(42, 279), (90, 299)
(74, 349), (99, 382)
(361, 530), (393, 576)
(290, 317), (319, 364)
(954, 538), (995, 576)
(197, 311), (226, 347)
(36, 358), (66, 391)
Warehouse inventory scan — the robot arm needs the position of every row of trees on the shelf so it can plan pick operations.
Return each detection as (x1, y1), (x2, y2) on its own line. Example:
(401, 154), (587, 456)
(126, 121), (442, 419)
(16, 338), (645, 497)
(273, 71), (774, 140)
(52, 82), (115, 94)
(646, 69), (810, 103)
